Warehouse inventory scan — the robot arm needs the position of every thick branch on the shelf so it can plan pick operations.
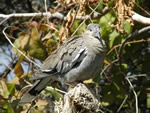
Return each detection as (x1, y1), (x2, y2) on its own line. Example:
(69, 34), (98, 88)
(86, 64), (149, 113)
(1, 8), (150, 26)
(0, 7), (110, 25)
(132, 12), (150, 25)
(0, 12), (64, 19)
(0, 12), (64, 25)
(54, 83), (100, 113)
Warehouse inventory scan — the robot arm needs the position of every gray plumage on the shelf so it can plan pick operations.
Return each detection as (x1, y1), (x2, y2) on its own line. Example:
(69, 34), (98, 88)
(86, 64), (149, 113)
(19, 24), (106, 104)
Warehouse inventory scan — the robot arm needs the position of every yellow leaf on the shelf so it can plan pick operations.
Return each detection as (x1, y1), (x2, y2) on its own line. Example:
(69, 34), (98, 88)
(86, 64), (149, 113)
(42, 32), (52, 41)
(58, 27), (68, 46)
(83, 78), (93, 83)
(14, 55), (24, 78)
(0, 79), (9, 98)
(104, 59), (111, 65)
(18, 32), (30, 50)
(8, 77), (20, 85)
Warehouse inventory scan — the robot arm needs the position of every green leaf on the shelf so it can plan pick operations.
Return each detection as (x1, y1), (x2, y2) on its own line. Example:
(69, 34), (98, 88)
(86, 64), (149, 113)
(6, 83), (15, 95)
(123, 20), (132, 34)
(28, 40), (47, 61)
(109, 30), (119, 48)
(28, 26), (47, 60)
(2, 104), (14, 113)
(44, 87), (63, 101)
(122, 63), (128, 69)
(99, 11), (115, 38)
(71, 20), (86, 35)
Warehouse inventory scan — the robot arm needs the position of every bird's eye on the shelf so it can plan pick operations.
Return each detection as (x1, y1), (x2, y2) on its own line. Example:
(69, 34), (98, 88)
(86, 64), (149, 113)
(89, 29), (92, 32)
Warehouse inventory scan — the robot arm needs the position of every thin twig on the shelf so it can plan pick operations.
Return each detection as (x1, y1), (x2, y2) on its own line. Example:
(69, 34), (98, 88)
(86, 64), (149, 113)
(69, 4), (80, 28)
(0, 17), (11, 25)
(117, 95), (128, 112)
(25, 102), (34, 113)
(126, 77), (138, 113)
(3, 27), (41, 68)
(106, 39), (150, 56)
(0, 58), (17, 79)
(118, 26), (150, 58)
(44, 0), (59, 32)
(44, 0), (49, 24)
(23, 78), (33, 86)
(134, 2), (150, 16)
(44, 24), (59, 32)
(21, 79), (66, 94)
(0, 6), (109, 26)
(44, 0), (48, 16)
(46, 86), (66, 94)
(127, 74), (147, 79)
(118, 26), (150, 72)
(1, 9), (150, 25)
(100, 59), (118, 76)
(0, 59), (13, 70)
(71, 2), (101, 36)
(0, 12), (64, 26)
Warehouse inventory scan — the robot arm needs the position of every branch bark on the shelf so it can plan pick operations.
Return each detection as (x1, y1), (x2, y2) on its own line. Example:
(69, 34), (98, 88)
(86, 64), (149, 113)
(54, 83), (100, 113)
(0, 6), (110, 25)
(1, 7), (150, 26)
(132, 12), (150, 25)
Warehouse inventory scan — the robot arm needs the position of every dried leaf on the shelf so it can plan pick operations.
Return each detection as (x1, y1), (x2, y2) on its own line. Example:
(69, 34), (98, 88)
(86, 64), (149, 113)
(66, 9), (76, 28)
(42, 32), (53, 41)
(114, 0), (134, 33)
(55, 0), (88, 16)
(14, 55), (24, 78)
(8, 77), (20, 85)
(0, 79), (9, 98)
(18, 32), (30, 50)
(58, 27), (68, 46)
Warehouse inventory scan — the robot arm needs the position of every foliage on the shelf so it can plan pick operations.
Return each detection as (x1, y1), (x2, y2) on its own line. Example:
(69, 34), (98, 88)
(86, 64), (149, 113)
(0, 0), (150, 113)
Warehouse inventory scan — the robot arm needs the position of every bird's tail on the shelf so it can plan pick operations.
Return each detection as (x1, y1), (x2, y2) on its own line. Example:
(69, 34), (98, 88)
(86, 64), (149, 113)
(19, 77), (53, 104)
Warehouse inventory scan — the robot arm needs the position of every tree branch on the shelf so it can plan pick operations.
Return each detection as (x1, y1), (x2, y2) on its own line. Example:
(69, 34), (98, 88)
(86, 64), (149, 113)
(132, 12), (150, 25)
(3, 27), (41, 68)
(0, 6), (110, 26)
(0, 12), (64, 25)
(126, 77), (138, 113)
(118, 26), (150, 71)
(106, 39), (150, 56)
(54, 83), (100, 113)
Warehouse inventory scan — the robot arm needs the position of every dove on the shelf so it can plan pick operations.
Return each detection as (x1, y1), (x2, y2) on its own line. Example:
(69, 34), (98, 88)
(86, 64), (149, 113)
(20, 23), (106, 104)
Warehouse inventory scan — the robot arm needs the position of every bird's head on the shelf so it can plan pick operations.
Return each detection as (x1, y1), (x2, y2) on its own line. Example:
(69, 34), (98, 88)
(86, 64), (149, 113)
(85, 24), (101, 39)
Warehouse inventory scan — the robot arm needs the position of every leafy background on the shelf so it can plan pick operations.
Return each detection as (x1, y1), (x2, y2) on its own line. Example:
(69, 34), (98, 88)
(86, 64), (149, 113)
(0, 0), (150, 113)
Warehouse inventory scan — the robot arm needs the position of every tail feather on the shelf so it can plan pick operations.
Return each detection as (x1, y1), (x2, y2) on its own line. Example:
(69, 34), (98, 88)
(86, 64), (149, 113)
(19, 77), (53, 104)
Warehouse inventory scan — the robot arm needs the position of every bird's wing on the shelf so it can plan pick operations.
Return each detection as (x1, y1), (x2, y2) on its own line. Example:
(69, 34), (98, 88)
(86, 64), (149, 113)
(31, 36), (87, 80)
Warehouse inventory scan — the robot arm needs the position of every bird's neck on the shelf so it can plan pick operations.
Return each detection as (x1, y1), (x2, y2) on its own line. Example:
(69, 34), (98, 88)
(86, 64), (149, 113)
(83, 33), (106, 53)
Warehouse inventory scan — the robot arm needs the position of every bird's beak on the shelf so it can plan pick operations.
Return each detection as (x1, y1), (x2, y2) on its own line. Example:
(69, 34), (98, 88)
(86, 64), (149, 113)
(96, 32), (101, 39)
